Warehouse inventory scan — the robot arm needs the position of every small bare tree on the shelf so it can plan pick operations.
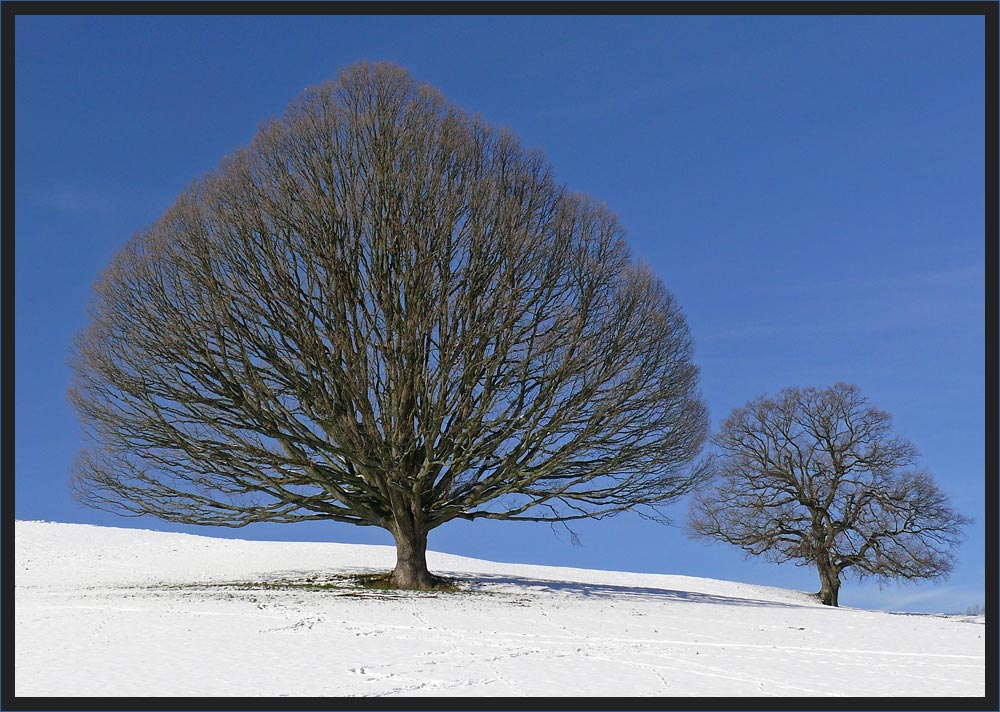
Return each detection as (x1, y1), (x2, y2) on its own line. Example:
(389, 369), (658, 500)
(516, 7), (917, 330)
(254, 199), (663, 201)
(70, 61), (710, 589)
(688, 383), (968, 606)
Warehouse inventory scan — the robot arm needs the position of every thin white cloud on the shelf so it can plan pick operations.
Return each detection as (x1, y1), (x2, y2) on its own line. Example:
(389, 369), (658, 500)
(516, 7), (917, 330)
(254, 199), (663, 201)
(695, 263), (983, 343)
(853, 583), (984, 613)
(33, 186), (119, 217)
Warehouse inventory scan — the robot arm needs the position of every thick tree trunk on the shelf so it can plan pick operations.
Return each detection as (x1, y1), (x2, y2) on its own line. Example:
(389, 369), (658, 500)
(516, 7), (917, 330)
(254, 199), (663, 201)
(389, 524), (435, 590)
(816, 560), (841, 607)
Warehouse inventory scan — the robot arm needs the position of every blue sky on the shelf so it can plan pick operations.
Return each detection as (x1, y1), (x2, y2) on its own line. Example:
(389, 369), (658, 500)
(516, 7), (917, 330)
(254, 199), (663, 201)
(13, 13), (987, 613)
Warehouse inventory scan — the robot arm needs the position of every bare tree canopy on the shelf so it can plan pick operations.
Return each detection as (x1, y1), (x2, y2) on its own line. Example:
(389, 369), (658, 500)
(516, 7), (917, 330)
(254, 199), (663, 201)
(70, 61), (710, 589)
(688, 383), (969, 606)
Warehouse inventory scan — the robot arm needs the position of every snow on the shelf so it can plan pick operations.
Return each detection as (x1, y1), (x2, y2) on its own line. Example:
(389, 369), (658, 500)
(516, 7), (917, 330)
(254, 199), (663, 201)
(14, 520), (985, 697)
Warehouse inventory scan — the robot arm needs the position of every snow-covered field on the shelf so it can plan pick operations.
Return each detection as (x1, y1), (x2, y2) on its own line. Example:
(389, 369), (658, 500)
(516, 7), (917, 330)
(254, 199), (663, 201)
(14, 521), (985, 697)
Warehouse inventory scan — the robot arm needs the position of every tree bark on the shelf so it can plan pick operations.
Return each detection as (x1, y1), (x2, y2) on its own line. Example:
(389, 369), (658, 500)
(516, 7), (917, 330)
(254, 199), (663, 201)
(389, 523), (435, 590)
(816, 559), (841, 607)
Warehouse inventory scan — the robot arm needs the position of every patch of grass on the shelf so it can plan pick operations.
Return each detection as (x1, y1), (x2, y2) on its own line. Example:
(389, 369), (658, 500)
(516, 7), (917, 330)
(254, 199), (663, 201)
(150, 575), (352, 593)
(349, 572), (463, 593)
(154, 571), (473, 596)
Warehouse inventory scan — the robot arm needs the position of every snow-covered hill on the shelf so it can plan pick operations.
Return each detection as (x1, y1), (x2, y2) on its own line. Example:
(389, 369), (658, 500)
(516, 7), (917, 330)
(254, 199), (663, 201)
(14, 521), (985, 697)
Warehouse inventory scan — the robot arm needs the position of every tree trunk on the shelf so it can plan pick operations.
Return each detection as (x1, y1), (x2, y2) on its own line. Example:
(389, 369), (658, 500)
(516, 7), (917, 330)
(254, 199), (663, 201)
(389, 524), (435, 590)
(816, 560), (841, 607)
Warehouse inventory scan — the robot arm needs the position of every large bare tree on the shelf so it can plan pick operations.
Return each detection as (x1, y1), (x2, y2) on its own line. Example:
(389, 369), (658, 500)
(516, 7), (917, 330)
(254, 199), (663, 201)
(70, 61), (710, 589)
(689, 383), (969, 606)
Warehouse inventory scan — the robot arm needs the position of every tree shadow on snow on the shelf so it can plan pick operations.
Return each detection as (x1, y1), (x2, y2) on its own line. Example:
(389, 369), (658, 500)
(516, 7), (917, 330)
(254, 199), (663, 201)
(460, 573), (817, 609)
